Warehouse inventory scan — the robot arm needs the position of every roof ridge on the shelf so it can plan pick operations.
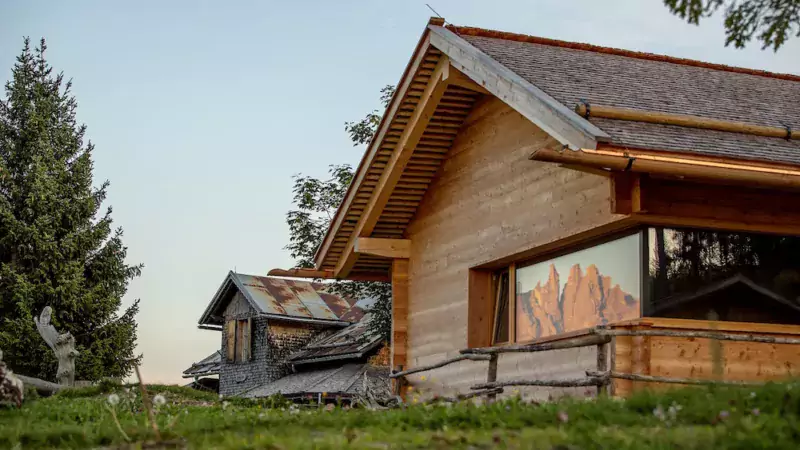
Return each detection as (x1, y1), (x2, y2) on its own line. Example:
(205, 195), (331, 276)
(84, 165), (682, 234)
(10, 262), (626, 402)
(446, 24), (800, 83)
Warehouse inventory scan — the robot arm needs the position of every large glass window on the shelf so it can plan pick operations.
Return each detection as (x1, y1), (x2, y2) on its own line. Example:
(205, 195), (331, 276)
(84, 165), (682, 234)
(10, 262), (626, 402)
(645, 228), (800, 324)
(483, 226), (800, 347)
(514, 233), (642, 341)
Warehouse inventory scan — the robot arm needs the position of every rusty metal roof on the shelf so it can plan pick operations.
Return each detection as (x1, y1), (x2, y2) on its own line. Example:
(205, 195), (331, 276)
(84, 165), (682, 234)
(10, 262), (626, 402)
(198, 272), (360, 327)
(288, 313), (383, 365)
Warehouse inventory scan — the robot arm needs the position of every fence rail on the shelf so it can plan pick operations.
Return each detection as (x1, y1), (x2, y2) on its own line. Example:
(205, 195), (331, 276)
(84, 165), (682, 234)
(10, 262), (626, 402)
(391, 324), (800, 400)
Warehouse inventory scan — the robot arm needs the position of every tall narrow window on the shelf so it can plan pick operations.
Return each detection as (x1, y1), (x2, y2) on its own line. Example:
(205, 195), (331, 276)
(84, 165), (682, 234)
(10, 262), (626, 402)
(492, 270), (510, 344)
(226, 318), (252, 362)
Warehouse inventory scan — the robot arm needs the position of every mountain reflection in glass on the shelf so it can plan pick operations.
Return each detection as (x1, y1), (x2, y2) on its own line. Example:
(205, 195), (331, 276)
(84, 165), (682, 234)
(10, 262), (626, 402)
(645, 228), (800, 324)
(515, 234), (642, 342)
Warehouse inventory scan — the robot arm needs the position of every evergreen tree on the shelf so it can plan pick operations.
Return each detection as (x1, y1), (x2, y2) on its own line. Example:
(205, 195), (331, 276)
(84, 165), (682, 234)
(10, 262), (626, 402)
(0, 38), (142, 381)
(286, 85), (395, 342)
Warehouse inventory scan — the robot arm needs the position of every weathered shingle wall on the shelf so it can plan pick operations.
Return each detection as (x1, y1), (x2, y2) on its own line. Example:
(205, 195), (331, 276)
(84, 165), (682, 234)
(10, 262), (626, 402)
(218, 298), (323, 396)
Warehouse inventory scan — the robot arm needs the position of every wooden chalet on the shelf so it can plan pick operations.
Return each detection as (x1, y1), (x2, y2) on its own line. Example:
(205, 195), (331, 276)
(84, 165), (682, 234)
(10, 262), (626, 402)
(271, 18), (800, 400)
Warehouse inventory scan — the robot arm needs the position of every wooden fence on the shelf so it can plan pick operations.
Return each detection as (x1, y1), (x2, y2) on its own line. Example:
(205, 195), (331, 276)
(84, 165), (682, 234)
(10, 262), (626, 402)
(390, 326), (800, 400)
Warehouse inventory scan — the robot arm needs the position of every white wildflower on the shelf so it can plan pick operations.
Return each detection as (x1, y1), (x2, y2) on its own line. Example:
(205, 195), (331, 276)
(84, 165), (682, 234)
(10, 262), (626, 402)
(653, 405), (666, 421)
(557, 411), (569, 423)
(750, 391), (757, 398)
(290, 408), (300, 415)
(153, 394), (166, 407)
(107, 393), (120, 406)
(667, 402), (682, 420)
(222, 401), (230, 410)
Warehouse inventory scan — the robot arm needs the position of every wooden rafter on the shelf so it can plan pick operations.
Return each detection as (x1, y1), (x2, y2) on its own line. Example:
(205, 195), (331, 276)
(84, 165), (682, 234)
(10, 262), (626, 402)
(334, 56), (452, 278)
(355, 237), (411, 259)
(312, 25), (437, 271)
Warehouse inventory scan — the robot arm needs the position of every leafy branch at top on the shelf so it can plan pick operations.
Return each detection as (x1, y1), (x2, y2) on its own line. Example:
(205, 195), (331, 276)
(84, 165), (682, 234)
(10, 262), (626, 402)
(663, 0), (799, 51)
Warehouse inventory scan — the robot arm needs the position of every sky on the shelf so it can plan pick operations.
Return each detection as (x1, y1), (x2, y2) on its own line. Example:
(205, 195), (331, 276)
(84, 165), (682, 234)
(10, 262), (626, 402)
(1, 1), (799, 384)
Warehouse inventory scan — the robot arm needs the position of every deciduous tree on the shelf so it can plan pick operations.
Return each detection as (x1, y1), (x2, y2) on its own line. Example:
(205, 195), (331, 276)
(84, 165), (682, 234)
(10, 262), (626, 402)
(286, 86), (395, 341)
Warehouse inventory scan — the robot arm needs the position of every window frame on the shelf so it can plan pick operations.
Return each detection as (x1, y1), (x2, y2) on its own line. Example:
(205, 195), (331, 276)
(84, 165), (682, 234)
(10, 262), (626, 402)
(487, 229), (644, 346)
(226, 318), (252, 363)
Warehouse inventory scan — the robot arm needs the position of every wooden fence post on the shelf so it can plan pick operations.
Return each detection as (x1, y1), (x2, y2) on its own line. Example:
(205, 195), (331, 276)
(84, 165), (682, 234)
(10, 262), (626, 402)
(393, 365), (405, 398)
(486, 354), (498, 402)
(596, 341), (609, 396)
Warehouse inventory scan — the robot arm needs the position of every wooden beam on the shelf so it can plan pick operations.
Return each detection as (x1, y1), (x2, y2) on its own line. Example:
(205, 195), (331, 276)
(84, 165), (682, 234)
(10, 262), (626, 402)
(577, 103), (799, 140)
(428, 24), (609, 150)
(629, 177), (800, 236)
(355, 237), (411, 259)
(391, 259), (410, 373)
(468, 270), (494, 348)
(610, 172), (634, 214)
(508, 263), (516, 343)
(313, 26), (434, 270)
(335, 56), (451, 278)
(448, 66), (490, 94)
(267, 268), (390, 282)
(268, 268), (335, 278)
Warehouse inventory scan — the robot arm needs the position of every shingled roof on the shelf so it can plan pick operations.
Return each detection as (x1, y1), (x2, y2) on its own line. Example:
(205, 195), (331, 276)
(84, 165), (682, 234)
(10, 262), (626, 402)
(312, 18), (800, 278)
(454, 27), (800, 165)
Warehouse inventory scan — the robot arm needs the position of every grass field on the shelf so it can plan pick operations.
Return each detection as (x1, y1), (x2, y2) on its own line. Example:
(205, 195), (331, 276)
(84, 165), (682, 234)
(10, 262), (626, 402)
(2, 381), (800, 449)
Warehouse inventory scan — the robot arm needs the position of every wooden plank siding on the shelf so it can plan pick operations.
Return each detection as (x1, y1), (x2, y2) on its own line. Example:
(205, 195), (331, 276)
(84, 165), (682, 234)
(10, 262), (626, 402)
(402, 97), (628, 401)
(611, 318), (800, 396)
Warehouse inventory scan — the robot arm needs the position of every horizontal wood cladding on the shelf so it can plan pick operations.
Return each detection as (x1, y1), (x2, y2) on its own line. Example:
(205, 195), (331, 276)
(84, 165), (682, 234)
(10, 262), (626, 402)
(612, 319), (800, 396)
(403, 97), (625, 399)
(615, 175), (800, 234)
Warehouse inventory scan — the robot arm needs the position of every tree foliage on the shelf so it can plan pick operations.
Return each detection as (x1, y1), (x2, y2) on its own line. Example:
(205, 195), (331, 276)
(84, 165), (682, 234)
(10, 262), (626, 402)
(664, 0), (800, 51)
(0, 39), (142, 381)
(286, 85), (395, 342)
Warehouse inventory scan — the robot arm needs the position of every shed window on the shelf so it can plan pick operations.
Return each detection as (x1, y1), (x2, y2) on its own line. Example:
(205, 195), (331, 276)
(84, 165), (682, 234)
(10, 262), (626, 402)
(225, 318), (252, 362)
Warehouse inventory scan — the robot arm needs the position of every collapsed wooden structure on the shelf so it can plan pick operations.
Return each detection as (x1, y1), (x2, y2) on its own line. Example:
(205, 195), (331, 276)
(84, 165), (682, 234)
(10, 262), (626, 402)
(271, 17), (800, 400)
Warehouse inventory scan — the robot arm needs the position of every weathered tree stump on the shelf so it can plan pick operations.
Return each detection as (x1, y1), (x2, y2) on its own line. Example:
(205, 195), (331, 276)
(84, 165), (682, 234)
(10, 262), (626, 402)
(34, 307), (79, 386)
(0, 349), (24, 407)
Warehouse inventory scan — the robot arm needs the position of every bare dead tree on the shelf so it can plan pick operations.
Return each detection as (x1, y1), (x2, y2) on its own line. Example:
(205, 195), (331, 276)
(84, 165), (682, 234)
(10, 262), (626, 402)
(34, 307), (79, 386)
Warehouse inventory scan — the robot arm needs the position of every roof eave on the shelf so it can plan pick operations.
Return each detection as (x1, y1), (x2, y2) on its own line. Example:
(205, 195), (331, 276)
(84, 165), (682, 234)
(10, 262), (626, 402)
(427, 24), (609, 150)
(531, 146), (800, 189)
(312, 18), (444, 270)
(197, 271), (237, 326)
(313, 19), (612, 273)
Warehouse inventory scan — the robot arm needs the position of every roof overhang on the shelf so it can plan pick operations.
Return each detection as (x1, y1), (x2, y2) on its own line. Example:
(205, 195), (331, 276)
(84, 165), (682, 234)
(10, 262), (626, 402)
(312, 17), (609, 279)
(530, 145), (800, 190)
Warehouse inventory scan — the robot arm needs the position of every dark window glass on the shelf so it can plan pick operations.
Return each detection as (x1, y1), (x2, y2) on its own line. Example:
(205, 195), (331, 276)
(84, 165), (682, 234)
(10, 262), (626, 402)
(645, 227), (800, 324)
(493, 271), (510, 344)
